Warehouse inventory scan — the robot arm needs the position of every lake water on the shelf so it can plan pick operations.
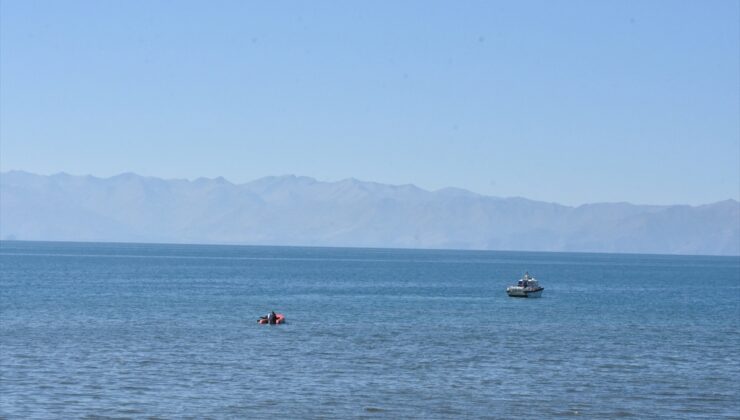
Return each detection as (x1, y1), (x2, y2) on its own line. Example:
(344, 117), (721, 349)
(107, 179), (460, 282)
(1, 241), (739, 418)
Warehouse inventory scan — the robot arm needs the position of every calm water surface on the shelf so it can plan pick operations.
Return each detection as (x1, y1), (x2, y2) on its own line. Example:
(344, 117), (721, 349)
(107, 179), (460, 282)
(1, 241), (739, 418)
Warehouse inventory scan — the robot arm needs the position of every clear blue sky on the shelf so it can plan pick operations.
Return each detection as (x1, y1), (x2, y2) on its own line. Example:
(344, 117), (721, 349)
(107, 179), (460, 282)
(1, 0), (738, 205)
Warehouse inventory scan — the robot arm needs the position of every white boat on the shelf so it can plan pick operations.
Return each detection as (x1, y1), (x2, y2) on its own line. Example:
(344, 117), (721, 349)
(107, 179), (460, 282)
(506, 272), (544, 298)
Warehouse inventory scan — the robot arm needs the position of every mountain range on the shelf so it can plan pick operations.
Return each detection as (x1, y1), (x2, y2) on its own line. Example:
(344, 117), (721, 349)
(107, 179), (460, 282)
(1, 171), (738, 255)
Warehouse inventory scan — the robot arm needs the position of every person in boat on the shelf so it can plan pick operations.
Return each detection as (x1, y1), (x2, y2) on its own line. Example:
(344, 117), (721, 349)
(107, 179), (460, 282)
(258, 311), (276, 323)
(267, 311), (277, 324)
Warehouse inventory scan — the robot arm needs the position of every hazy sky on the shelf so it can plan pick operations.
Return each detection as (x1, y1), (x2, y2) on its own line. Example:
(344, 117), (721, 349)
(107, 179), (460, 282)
(1, 0), (738, 205)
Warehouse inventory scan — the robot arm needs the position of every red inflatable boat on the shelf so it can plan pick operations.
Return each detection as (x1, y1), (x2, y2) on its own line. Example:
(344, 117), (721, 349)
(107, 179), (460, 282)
(257, 313), (285, 324)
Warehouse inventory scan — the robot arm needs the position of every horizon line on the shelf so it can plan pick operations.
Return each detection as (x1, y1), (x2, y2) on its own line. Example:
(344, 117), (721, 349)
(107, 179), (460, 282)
(1, 238), (738, 259)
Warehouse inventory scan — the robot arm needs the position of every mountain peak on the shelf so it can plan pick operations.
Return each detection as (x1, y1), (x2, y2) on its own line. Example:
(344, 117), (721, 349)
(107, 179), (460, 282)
(110, 172), (142, 181)
(193, 176), (233, 186)
(435, 187), (481, 198)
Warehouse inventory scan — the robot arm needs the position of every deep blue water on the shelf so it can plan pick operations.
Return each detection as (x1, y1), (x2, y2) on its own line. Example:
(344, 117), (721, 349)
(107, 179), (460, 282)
(1, 241), (739, 418)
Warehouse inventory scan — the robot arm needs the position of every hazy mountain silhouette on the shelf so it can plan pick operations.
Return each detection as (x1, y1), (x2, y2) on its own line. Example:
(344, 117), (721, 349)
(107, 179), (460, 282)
(1, 171), (738, 255)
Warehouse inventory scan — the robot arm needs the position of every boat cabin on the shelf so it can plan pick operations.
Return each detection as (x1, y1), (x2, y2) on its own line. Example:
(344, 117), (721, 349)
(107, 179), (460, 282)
(518, 272), (539, 289)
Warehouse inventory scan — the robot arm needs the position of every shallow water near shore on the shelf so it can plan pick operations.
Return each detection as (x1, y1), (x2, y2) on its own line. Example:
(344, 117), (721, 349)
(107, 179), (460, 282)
(1, 241), (739, 418)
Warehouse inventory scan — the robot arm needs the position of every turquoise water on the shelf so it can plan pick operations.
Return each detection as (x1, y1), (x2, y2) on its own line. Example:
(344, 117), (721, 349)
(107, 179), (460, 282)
(1, 241), (739, 418)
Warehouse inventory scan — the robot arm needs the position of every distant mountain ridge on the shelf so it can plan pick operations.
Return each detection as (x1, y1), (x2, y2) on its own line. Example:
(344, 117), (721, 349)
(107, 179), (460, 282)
(1, 171), (738, 256)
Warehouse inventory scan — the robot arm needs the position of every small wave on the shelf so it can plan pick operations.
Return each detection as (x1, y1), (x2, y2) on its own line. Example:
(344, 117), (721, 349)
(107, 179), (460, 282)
(364, 407), (385, 413)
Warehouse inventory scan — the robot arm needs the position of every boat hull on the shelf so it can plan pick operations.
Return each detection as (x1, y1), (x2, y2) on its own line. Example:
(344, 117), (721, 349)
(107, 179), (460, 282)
(506, 287), (544, 298)
(524, 288), (543, 298)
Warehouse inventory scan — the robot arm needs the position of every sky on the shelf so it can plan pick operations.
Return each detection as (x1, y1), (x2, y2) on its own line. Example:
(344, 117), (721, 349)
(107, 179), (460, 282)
(1, 0), (738, 206)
